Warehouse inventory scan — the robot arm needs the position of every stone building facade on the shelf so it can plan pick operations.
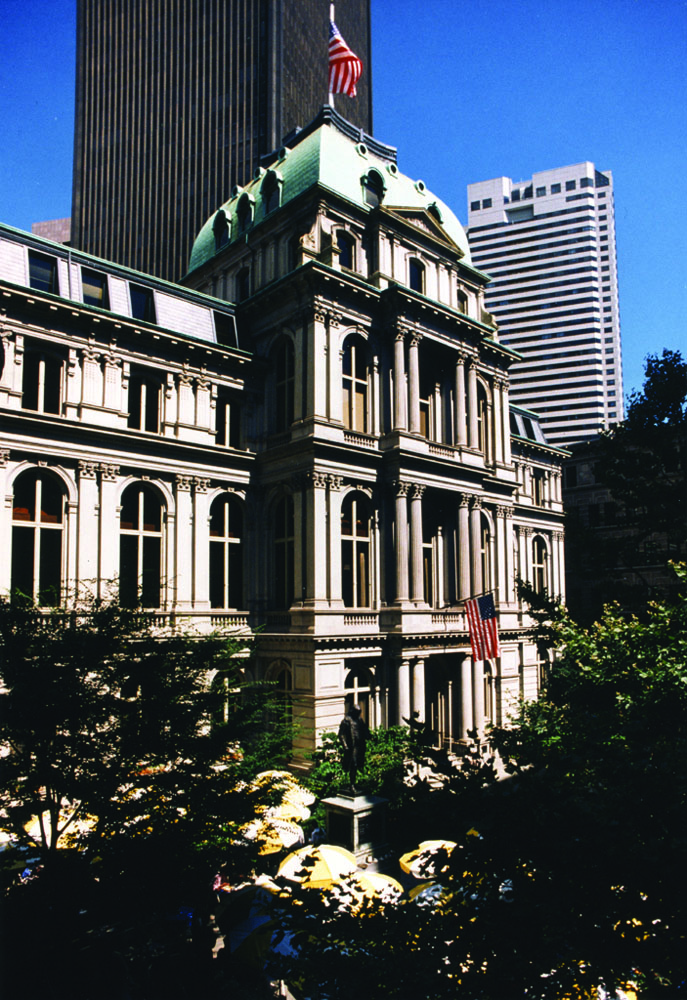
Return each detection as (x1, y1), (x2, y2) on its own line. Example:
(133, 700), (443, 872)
(1, 109), (566, 753)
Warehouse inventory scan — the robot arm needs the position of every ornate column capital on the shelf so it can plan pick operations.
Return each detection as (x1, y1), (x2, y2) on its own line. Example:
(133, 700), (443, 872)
(99, 463), (119, 481)
(328, 474), (344, 491)
(78, 460), (99, 480)
(175, 474), (193, 492)
(394, 480), (410, 498)
(0, 449), (10, 467)
(193, 477), (211, 494)
(411, 483), (425, 500)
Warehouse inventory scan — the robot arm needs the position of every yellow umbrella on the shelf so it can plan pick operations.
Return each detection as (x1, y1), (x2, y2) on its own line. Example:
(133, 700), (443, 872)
(239, 818), (305, 855)
(399, 840), (458, 878)
(277, 844), (358, 888)
(258, 801), (311, 823)
(326, 871), (404, 913)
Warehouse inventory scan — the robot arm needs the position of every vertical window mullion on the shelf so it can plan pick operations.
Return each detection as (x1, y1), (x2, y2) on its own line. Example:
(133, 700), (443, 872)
(33, 478), (42, 601)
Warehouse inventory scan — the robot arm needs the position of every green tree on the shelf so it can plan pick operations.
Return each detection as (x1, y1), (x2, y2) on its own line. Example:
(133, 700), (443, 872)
(269, 569), (687, 998)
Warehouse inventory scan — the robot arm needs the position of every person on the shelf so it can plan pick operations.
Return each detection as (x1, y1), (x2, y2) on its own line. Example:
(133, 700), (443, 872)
(337, 703), (370, 794)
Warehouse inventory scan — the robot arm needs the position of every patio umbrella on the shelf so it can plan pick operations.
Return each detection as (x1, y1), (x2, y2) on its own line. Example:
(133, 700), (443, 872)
(325, 871), (404, 913)
(239, 818), (305, 855)
(277, 844), (358, 888)
(399, 840), (458, 878)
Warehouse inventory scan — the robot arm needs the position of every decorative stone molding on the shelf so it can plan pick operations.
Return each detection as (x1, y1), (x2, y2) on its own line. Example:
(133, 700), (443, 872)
(175, 474), (193, 492)
(458, 492), (471, 508)
(409, 332), (423, 349)
(78, 460), (99, 480)
(100, 463), (119, 481)
(469, 495), (482, 510)
(411, 483), (425, 500)
(0, 449), (10, 467)
(193, 477), (211, 493)
(394, 481), (410, 498)
(328, 474), (344, 491)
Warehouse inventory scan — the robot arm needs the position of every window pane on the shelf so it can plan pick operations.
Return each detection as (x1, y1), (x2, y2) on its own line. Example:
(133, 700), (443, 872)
(40, 476), (64, 523)
(141, 536), (161, 607)
(342, 539), (354, 607)
(119, 535), (138, 606)
(354, 386), (367, 432)
(130, 284), (156, 323)
(82, 269), (109, 308)
(209, 542), (225, 608)
(21, 352), (40, 410)
(357, 544), (369, 606)
(11, 526), (34, 598)
(43, 357), (62, 414)
(13, 474), (36, 521)
(28, 252), (57, 294)
(39, 529), (62, 605)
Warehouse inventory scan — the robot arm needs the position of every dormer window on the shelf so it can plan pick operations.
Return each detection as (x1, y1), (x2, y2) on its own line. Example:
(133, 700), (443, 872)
(213, 209), (230, 252)
(82, 268), (109, 309)
(28, 251), (58, 294)
(237, 193), (253, 233)
(130, 283), (156, 323)
(457, 290), (468, 315)
(262, 171), (281, 215)
(362, 170), (384, 208)
(408, 258), (425, 293)
(337, 231), (355, 270)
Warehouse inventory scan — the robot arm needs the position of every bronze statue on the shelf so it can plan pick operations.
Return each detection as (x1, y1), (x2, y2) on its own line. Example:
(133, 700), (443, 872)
(338, 704), (370, 794)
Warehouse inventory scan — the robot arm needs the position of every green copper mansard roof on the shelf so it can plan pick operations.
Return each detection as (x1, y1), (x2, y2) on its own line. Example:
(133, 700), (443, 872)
(188, 106), (472, 274)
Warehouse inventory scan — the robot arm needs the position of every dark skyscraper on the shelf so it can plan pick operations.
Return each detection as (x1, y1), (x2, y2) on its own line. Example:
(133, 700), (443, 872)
(71, 0), (372, 282)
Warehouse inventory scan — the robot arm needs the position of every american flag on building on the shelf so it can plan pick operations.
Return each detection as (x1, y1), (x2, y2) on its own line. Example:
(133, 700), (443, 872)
(328, 21), (362, 98)
(465, 593), (500, 661)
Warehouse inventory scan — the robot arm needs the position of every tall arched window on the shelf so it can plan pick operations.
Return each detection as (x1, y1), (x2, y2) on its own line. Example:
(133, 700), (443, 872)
(476, 383), (488, 455)
(408, 258), (425, 293)
(128, 371), (161, 433)
(274, 496), (294, 609)
(344, 663), (375, 724)
(480, 516), (492, 593)
(213, 210), (230, 252)
(274, 338), (295, 430)
(532, 536), (548, 594)
(11, 469), (65, 605)
(119, 483), (164, 608)
(337, 231), (355, 270)
(342, 336), (368, 432)
(341, 493), (371, 608)
(362, 170), (384, 208)
(22, 344), (63, 414)
(209, 495), (243, 609)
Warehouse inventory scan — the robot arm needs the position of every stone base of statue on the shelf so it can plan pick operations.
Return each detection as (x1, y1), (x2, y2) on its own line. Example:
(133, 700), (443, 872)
(322, 794), (388, 860)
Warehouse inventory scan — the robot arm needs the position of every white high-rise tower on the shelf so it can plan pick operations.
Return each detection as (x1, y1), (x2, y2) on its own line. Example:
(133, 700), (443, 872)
(467, 162), (623, 448)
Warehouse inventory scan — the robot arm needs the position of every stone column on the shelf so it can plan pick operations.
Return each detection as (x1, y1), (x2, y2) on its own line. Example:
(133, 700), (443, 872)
(371, 355), (381, 436)
(394, 482), (410, 603)
(372, 506), (381, 610)
(460, 656), (473, 739)
(0, 451), (11, 595)
(470, 497), (483, 596)
(328, 475), (344, 606)
(504, 508), (516, 604)
(192, 478), (211, 609)
(492, 378), (503, 464)
(393, 328), (407, 431)
(77, 461), (100, 592)
(304, 471), (329, 606)
(454, 352), (468, 447)
(397, 658), (411, 725)
(408, 332), (422, 435)
(501, 379), (512, 466)
(458, 494), (471, 601)
(495, 506), (508, 606)
(98, 464), (120, 596)
(412, 657), (426, 722)
(467, 361), (478, 449)
(473, 658), (485, 736)
(174, 475), (193, 610)
(435, 525), (445, 607)
(410, 484), (425, 604)
(329, 319), (342, 424)
(521, 526), (533, 589)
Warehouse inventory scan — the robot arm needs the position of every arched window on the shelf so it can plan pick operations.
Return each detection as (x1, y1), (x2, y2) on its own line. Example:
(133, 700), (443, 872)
(237, 193), (253, 233)
(209, 495), (243, 609)
(337, 231), (355, 270)
(119, 483), (164, 608)
(362, 170), (384, 208)
(128, 371), (161, 433)
(344, 663), (375, 725)
(480, 516), (492, 593)
(342, 335), (368, 432)
(341, 493), (371, 608)
(532, 470), (545, 506)
(408, 258), (425, 293)
(274, 338), (295, 430)
(236, 266), (250, 302)
(274, 496), (294, 609)
(215, 392), (240, 448)
(22, 344), (63, 414)
(476, 382), (488, 454)
(262, 171), (281, 215)
(532, 536), (548, 594)
(11, 469), (65, 605)
(213, 210), (230, 252)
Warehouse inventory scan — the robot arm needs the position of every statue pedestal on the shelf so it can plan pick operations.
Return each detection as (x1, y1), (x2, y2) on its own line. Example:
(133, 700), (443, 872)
(321, 794), (388, 860)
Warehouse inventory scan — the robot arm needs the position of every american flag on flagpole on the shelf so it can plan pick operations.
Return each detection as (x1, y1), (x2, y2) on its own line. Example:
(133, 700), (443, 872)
(465, 593), (500, 661)
(328, 21), (363, 98)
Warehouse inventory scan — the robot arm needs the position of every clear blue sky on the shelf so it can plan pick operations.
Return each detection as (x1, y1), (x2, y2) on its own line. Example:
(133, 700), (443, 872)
(1, 0), (685, 398)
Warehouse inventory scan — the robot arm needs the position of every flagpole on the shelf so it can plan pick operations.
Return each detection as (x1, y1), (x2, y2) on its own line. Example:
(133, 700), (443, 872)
(328, 2), (335, 106)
